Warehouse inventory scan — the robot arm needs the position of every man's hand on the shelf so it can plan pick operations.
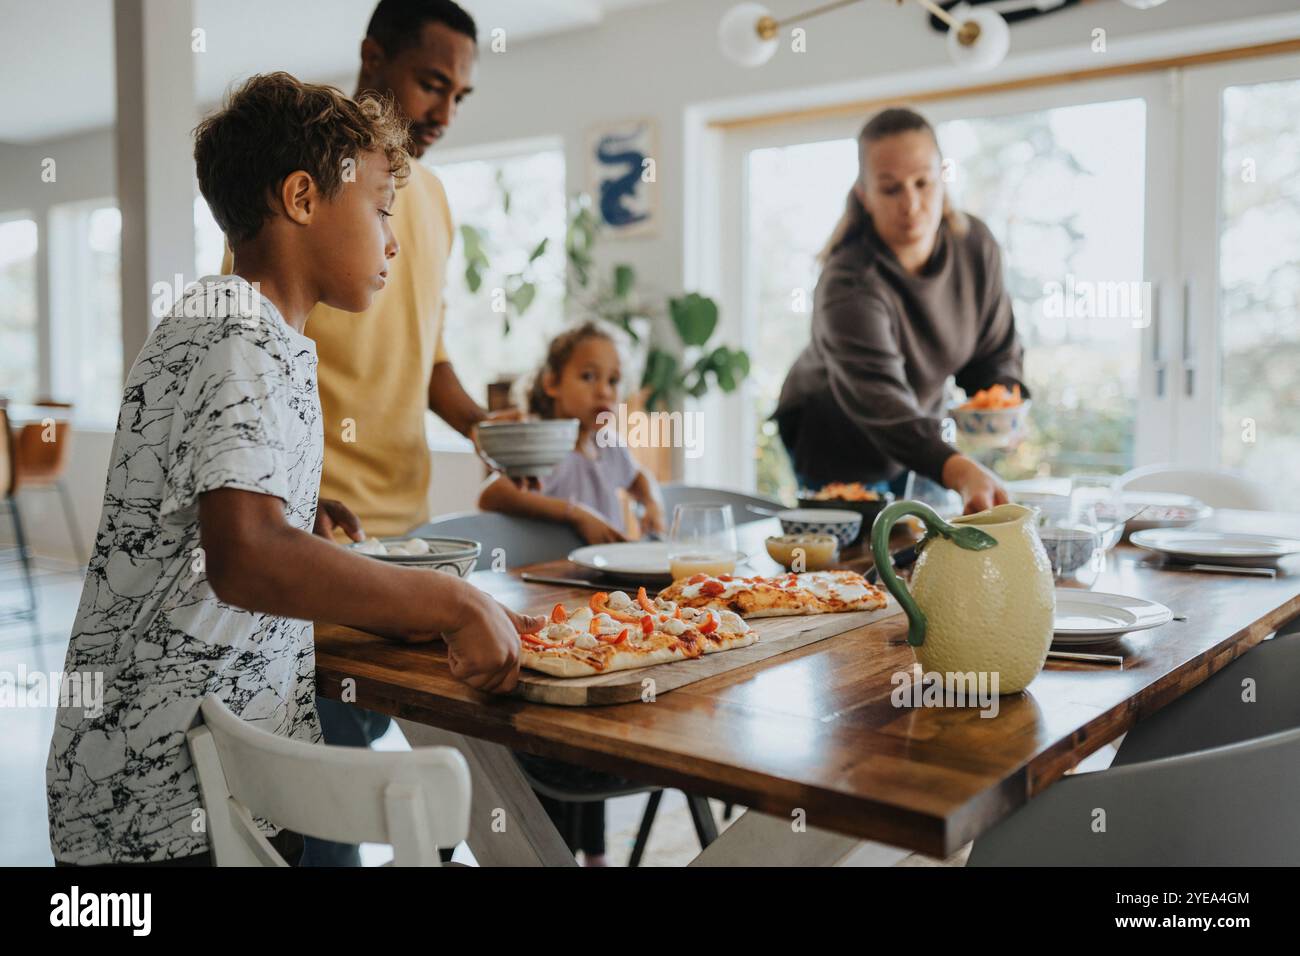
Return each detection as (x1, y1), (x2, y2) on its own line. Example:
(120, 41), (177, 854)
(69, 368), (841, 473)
(313, 498), (365, 542)
(569, 502), (627, 544)
(940, 454), (1009, 515)
(443, 588), (545, 694)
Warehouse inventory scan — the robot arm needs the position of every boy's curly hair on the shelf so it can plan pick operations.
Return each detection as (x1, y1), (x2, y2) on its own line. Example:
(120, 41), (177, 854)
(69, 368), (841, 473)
(194, 72), (410, 245)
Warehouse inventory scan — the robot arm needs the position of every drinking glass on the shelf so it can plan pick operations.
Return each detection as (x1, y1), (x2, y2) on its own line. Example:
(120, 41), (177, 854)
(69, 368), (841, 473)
(668, 504), (738, 581)
(1036, 499), (1104, 588)
(1069, 474), (1128, 552)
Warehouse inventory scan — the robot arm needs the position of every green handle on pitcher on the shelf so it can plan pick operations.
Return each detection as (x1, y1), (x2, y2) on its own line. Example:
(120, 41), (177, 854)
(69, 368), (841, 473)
(870, 500), (999, 647)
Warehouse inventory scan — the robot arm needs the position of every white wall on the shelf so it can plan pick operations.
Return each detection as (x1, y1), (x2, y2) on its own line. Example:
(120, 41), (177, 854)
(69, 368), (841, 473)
(7, 0), (1300, 560)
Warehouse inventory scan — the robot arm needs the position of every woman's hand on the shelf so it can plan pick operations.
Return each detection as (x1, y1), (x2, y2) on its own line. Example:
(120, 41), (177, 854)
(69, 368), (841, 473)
(314, 498), (365, 542)
(567, 502), (627, 544)
(940, 454), (1009, 515)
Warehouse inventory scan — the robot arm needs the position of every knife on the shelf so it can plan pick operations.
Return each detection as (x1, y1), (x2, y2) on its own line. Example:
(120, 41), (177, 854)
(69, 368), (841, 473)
(520, 572), (617, 590)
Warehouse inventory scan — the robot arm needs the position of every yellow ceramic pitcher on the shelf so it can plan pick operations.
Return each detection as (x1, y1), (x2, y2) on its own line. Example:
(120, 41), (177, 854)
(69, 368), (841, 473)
(871, 501), (1055, 695)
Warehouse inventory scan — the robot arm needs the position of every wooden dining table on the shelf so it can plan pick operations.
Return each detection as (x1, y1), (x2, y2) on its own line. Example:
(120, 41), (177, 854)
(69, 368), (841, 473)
(314, 508), (1300, 866)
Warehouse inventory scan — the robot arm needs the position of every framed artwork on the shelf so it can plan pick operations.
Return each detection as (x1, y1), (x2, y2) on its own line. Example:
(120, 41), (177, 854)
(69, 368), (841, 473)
(586, 118), (658, 237)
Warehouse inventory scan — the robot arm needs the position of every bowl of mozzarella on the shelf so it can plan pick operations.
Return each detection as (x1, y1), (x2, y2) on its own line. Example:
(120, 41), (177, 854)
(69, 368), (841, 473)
(349, 536), (481, 578)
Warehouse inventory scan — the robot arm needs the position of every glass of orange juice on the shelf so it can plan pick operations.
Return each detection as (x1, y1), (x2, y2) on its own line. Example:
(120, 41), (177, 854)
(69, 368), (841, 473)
(668, 504), (738, 580)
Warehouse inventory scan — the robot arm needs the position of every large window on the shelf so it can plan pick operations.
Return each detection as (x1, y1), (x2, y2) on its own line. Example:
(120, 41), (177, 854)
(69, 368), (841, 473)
(743, 98), (1146, 499)
(0, 216), (39, 403)
(1217, 75), (1300, 493)
(49, 200), (122, 425)
(431, 145), (567, 433)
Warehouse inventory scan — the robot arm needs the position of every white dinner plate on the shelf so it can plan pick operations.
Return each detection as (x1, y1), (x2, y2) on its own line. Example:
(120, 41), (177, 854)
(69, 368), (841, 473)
(1117, 492), (1213, 532)
(1129, 529), (1300, 567)
(568, 542), (746, 580)
(1052, 589), (1173, 645)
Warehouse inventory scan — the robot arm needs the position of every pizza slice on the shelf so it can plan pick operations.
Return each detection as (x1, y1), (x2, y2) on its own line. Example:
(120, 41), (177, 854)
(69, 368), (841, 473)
(656, 569), (890, 619)
(519, 587), (758, 678)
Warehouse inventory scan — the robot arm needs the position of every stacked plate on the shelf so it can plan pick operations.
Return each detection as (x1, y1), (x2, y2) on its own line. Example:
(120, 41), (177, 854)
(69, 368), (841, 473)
(1129, 529), (1300, 567)
(477, 418), (580, 477)
(1052, 589), (1173, 647)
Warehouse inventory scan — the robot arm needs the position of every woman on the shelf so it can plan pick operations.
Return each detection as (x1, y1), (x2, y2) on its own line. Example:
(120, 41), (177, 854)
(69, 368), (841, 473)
(774, 107), (1025, 514)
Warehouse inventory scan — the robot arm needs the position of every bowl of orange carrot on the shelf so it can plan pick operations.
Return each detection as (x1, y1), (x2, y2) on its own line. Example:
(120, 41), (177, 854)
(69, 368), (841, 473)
(949, 384), (1031, 450)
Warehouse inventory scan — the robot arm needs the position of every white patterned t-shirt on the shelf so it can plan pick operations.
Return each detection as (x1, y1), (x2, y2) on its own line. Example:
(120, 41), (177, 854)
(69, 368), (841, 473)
(46, 275), (325, 864)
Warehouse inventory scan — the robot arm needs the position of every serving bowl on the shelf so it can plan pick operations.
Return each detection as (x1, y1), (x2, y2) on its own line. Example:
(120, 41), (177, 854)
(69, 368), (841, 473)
(765, 533), (839, 571)
(349, 536), (481, 578)
(796, 492), (892, 546)
(950, 400), (1032, 451)
(476, 418), (580, 477)
(776, 508), (862, 551)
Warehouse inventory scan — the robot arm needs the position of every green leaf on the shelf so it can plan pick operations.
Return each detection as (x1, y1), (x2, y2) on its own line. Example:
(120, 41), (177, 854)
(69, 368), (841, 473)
(510, 281), (536, 315)
(528, 238), (549, 264)
(613, 264), (635, 299)
(669, 293), (719, 347)
(465, 262), (482, 293)
(460, 223), (484, 260)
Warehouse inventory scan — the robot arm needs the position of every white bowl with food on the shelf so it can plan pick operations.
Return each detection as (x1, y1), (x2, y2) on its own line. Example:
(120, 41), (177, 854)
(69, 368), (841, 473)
(349, 536), (481, 578)
(477, 418), (580, 478)
(776, 509), (863, 551)
(950, 385), (1031, 451)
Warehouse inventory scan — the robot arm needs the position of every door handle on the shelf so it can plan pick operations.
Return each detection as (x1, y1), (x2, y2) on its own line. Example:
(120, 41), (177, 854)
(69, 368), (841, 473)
(1182, 277), (1196, 397)
(1152, 280), (1166, 398)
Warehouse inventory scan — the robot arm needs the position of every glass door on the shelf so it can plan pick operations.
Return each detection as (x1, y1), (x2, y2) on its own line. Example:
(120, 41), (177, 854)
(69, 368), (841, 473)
(721, 73), (1175, 498)
(1182, 53), (1300, 497)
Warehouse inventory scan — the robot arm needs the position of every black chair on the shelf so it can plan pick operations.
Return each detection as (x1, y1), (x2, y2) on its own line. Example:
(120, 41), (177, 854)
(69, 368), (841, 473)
(0, 405), (38, 628)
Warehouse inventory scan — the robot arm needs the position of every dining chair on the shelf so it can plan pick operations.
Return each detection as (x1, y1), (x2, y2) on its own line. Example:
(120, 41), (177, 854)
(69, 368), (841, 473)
(0, 406), (38, 627)
(1109, 631), (1300, 768)
(967, 722), (1300, 866)
(9, 402), (87, 567)
(1116, 463), (1274, 511)
(416, 508), (723, 864)
(418, 510), (584, 571)
(658, 484), (784, 524)
(186, 695), (471, 866)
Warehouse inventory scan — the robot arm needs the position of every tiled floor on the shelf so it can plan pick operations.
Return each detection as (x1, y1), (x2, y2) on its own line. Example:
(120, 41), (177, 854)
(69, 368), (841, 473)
(0, 557), (82, 867)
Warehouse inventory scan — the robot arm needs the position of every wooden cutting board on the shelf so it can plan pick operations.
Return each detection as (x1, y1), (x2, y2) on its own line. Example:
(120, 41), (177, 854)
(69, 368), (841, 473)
(518, 600), (903, 706)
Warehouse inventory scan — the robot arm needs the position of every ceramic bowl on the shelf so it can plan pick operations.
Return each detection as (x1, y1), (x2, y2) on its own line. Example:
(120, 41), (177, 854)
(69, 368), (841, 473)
(796, 492), (893, 546)
(776, 508), (862, 551)
(476, 418), (580, 477)
(950, 400), (1031, 450)
(349, 536), (481, 578)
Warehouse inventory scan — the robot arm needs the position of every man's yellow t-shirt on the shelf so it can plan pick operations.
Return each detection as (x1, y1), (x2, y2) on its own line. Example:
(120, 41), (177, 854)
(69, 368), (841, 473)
(223, 162), (452, 537)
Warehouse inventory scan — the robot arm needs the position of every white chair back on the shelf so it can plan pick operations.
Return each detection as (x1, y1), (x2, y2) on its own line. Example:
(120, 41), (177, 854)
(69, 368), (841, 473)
(186, 696), (470, 867)
(1117, 463), (1274, 511)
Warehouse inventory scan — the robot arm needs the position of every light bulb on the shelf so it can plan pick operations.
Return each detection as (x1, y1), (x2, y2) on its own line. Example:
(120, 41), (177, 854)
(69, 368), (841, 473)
(718, 3), (779, 67)
(946, 6), (1010, 72)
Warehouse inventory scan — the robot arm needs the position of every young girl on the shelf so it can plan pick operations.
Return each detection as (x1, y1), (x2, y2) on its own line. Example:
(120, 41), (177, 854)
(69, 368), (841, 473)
(480, 321), (664, 543)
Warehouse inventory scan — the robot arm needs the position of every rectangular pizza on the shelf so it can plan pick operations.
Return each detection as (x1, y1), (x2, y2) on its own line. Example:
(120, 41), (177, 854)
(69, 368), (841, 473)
(520, 587), (758, 678)
(656, 570), (890, 619)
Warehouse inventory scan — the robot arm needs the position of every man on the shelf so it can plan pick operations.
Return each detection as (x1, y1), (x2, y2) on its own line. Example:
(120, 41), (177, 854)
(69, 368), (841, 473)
(224, 0), (496, 866)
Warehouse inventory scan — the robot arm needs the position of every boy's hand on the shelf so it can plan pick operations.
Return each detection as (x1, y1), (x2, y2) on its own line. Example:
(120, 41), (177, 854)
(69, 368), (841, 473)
(569, 503), (627, 544)
(314, 498), (365, 542)
(443, 588), (545, 694)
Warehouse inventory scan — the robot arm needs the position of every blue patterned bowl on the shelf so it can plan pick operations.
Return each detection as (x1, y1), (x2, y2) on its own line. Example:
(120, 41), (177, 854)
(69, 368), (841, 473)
(950, 400), (1032, 450)
(776, 509), (863, 550)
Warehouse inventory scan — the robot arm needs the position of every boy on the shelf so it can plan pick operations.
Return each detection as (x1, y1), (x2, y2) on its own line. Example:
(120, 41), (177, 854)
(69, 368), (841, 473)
(45, 72), (542, 866)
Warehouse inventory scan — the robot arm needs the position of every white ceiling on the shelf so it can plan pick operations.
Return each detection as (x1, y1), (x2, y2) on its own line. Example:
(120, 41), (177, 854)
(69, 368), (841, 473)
(0, 0), (666, 144)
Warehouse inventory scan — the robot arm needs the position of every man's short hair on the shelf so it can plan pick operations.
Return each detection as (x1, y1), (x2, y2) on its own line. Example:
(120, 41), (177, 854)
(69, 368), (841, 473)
(194, 72), (410, 245)
(366, 0), (477, 56)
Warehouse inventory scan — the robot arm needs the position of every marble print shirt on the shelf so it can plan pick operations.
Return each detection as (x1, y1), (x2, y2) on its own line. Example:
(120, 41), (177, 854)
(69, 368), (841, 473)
(46, 276), (325, 863)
